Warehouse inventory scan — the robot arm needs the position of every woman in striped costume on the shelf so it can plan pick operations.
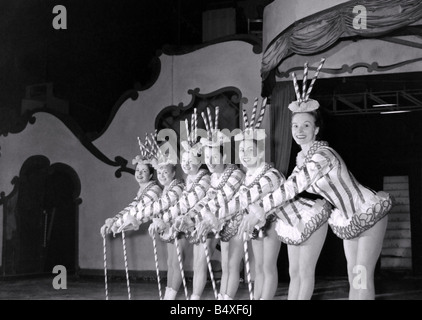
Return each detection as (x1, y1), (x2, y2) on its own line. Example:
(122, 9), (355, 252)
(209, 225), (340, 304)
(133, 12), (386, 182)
(163, 109), (212, 300)
(239, 60), (393, 300)
(100, 151), (162, 237)
(237, 136), (332, 299)
(187, 107), (246, 300)
(118, 138), (185, 300)
(147, 163), (185, 300)
(234, 97), (332, 300)
(169, 145), (211, 300)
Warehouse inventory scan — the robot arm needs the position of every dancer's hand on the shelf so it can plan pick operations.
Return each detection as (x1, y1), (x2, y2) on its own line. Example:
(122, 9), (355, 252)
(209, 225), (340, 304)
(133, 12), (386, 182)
(174, 215), (194, 232)
(197, 220), (212, 239)
(237, 213), (259, 238)
(202, 211), (220, 232)
(249, 202), (266, 222)
(117, 215), (140, 233)
(100, 218), (115, 237)
(148, 218), (166, 237)
(110, 221), (121, 236)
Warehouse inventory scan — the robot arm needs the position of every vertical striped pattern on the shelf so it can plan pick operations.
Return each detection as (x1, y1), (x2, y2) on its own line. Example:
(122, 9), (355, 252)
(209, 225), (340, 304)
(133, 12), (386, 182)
(175, 237), (189, 299)
(254, 97), (268, 129)
(102, 236), (109, 300)
(185, 119), (191, 144)
(121, 231), (131, 300)
(194, 108), (198, 142)
(242, 109), (249, 129)
(304, 57), (325, 101)
(301, 62), (308, 100)
(191, 113), (195, 143)
(243, 232), (254, 300)
(201, 111), (211, 139)
(203, 238), (218, 299)
(137, 136), (144, 157)
(152, 233), (163, 300)
(215, 106), (219, 131)
(292, 72), (301, 102)
(250, 97), (258, 127)
(144, 132), (150, 154)
(207, 107), (213, 134)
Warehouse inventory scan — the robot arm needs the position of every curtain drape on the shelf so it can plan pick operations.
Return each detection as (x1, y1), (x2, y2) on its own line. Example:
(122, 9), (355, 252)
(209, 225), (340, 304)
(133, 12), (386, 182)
(262, 0), (422, 84)
(270, 81), (295, 176)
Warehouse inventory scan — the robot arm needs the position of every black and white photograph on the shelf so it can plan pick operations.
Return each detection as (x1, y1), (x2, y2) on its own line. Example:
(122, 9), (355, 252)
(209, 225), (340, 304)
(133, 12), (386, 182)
(1, 0), (422, 304)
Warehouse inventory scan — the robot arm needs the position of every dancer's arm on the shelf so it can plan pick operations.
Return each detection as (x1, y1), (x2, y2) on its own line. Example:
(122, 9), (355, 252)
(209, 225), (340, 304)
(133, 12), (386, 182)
(111, 183), (162, 233)
(136, 180), (185, 222)
(204, 168), (283, 222)
(177, 172), (211, 217)
(261, 150), (335, 213)
(188, 168), (244, 219)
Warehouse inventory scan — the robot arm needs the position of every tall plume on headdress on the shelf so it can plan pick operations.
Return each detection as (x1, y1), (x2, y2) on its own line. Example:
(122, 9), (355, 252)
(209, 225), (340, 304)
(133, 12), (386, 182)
(241, 97), (268, 129)
(289, 58), (326, 113)
(200, 106), (230, 147)
(147, 130), (177, 169)
(184, 108), (198, 146)
(133, 133), (155, 165)
(181, 108), (202, 155)
(235, 97), (269, 141)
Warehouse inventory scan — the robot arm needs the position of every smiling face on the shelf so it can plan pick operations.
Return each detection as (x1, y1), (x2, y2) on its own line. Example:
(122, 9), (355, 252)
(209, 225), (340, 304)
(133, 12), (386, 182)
(156, 164), (176, 187)
(291, 112), (320, 149)
(204, 146), (225, 173)
(239, 139), (263, 169)
(181, 151), (201, 176)
(135, 163), (152, 184)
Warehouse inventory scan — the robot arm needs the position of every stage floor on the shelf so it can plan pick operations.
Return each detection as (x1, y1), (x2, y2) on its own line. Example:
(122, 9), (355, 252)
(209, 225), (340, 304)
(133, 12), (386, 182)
(1, 274), (422, 300)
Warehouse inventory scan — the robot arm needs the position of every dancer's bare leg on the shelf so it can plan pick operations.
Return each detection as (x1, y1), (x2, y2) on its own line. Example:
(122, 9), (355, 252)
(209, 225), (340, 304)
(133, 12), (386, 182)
(297, 223), (327, 300)
(225, 235), (244, 299)
(260, 222), (281, 300)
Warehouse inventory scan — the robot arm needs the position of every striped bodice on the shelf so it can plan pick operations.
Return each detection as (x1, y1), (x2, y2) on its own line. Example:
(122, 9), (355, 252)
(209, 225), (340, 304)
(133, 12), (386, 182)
(168, 169), (211, 220)
(113, 180), (162, 222)
(263, 143), (376, 219)
(227, 163), (285, 220)
(138, 179), (185, 221)
(191, 164), (245, 219)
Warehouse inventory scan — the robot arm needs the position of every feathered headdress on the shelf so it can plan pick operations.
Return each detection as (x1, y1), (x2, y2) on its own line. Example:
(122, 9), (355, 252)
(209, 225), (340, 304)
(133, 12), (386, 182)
(234, 97), (268, 142)
(288, 58), (326, 113)
(132, 133), (155, 165)
(199, 106), (230, 148)
(148, 131), (178, 170)
(180, 108), (202, 156)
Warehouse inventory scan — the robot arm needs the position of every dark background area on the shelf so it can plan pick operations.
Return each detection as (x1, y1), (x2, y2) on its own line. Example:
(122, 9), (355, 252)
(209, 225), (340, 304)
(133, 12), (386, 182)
(0, 0), (269, 136)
